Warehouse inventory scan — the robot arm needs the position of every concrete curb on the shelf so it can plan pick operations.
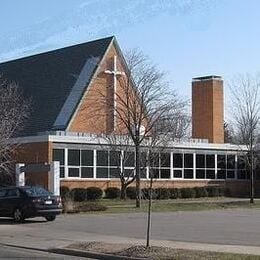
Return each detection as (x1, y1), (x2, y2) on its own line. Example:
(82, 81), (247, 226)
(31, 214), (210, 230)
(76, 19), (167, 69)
(50, 247), (146, 260)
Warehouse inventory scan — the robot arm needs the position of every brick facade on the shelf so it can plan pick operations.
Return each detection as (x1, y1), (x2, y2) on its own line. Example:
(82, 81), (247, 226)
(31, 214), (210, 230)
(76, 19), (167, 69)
(15, 142), (52, 189)
(68, 45), (126, 134)
(192, 76), (224, 143)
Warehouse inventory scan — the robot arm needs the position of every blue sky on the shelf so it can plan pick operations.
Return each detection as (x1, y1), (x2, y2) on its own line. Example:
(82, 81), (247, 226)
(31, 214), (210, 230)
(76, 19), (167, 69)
(0, 0), (260, 104)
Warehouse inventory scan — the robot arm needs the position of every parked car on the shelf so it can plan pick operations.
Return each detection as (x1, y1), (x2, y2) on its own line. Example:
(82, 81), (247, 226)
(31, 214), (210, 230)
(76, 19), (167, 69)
(0, 186), (62, 222)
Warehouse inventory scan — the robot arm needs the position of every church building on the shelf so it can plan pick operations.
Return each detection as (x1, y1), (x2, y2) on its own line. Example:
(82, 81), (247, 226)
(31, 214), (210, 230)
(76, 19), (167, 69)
(0, 36), (252, 196)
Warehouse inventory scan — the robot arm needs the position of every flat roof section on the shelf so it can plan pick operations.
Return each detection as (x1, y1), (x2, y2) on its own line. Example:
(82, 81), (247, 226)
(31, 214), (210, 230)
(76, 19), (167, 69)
(192, 75), (222, 82)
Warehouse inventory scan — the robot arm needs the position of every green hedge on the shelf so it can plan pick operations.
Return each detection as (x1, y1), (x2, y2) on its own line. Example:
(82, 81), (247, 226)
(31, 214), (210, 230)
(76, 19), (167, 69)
(126, 186), (136, 199)
(154, 188), (170, 200)
(180, 188), (196, 199)
(105, 187), (121, 199)
(194, 187), (208, 198)
(168, 188), (181, 199)
(60, 186), (70, 200)
(86, 187), (103, 200)
(71, 188), (87, 202)
(68, 185), (226, 201)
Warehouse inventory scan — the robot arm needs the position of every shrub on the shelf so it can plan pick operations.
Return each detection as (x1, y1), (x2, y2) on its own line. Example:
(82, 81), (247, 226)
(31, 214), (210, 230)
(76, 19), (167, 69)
(126, 186), (136, 199)
(71, 188), (87, 202)
(105, 187), (121, 199)
(155, 188), (170, 200)
(169, 188), (181, 199)
(217, 186), (225, 196)
(206, 186), (219, 197)
(77, 202), (107, 212)
(86, 187), (103, 200)
(60, 186), (70, 200)
(180, 188), (196, 199)
(141, 188), (157, 200)
(194, 187), (208, 198)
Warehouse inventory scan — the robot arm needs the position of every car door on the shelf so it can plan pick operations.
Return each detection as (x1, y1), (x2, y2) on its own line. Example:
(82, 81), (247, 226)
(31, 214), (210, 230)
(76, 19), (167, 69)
(0, 189), (7, 217)
(4, 188), (21, 217)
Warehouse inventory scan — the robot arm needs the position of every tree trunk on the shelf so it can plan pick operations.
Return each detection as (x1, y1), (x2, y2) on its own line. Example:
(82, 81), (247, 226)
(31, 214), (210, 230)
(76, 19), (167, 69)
(120, 183), (127, 200)
(250, 134), (254, 204)
(250, 147), (254, 203)
(146, 166), (153, 248)
(135, 142), (141, 208)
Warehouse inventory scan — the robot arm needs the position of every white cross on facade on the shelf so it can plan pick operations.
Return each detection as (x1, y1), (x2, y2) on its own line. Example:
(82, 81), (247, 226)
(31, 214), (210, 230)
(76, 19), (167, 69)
(104, 55), (124, 131)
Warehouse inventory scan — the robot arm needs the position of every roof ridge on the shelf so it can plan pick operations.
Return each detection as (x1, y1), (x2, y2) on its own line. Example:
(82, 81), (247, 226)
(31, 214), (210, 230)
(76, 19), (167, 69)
(0, 36), (115, 65)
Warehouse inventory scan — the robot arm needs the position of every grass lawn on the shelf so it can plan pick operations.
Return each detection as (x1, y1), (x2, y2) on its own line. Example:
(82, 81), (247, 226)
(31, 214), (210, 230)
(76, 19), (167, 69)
(74, 197), (260, 214)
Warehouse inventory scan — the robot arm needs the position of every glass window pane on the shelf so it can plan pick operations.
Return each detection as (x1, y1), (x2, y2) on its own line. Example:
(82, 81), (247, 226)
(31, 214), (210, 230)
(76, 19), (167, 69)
(110, 151), (121, 167)
(196, 169), (205, 179)
(161, 169), (170, 179)
(124, 168), (135, 178)
(53, 149), (64, 165)
(68, 168), (79, 177)
(184, 154), (193, 168)
(96, 167), (108, 178)
(206, 170), (215, 179)
(124, 152), (135, 167)
(184, 169), (193, 179)
(238, 156), (246, 170)
(160, 153), (170, 167)
(206, 155), (215, 168)
(237, 170), (246, 179)
(60, 167), (65, 178)
(140, 152), (147, 168)
(217, 170), (226, 179)
(217, 155), (226, 169)
(81, 167), (93, 178)
(174, 170), (182, 178)
(227, 170), (235, 178)
(110, 168), (120, 178)
(227, 155), (235, 169)
(81, 150), (93, 166)
(140, 168), (147, 178)
(97, 151), (108, 166)
(149, 168), (159, 179)
(68, 150), (80, 166)
(173, 153), (183, 168)
(196, 154), (205, 168)
(150, 153), (159, 167)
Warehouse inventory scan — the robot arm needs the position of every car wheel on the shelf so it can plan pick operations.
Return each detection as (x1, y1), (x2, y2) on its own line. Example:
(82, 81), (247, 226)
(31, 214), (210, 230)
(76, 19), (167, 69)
(45, 215), (56, 222)
(13, 208), (24, 222)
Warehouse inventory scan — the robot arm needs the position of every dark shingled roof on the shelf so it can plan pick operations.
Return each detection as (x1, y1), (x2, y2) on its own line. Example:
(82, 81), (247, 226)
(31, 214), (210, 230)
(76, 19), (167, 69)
(0, 36), (113, 137)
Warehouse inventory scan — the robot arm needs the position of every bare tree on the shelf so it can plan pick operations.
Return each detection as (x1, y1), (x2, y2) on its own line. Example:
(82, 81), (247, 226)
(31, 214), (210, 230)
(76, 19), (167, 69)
(115, 49), (188, 207)
(229, 74), (260, 203)
(95, 49), (188, 207)
(0, 76), (30, 181)
(224, 121), (234, 143)
(98, 133), (136, 199)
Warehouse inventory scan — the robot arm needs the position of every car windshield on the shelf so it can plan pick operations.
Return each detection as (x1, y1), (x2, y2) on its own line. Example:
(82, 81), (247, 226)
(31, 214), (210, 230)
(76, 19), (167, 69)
(23, 187), (52, 197)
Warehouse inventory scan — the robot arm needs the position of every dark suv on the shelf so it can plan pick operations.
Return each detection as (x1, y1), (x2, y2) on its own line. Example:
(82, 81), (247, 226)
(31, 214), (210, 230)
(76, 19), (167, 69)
(0, 186), (62, 222)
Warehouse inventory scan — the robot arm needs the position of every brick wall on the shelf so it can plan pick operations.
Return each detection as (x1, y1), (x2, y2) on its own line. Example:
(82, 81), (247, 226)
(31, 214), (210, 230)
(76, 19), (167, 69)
(14, 142), (52, 188)
(69, 45), (124, 134)
(192, 78), (224, 143)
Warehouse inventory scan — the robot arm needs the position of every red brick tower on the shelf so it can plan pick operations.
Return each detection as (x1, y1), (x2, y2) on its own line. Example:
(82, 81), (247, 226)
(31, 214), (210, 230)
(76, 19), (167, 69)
(192, 75), (224, 143)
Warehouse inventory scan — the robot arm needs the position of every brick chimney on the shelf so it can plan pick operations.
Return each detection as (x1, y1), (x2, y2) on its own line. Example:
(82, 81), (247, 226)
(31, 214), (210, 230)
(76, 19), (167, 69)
(192, 75), (224, 143)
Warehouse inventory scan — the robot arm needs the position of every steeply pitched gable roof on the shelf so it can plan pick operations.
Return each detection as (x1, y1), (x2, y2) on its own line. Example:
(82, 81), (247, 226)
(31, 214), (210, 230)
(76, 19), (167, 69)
(0, 36), (114, 136)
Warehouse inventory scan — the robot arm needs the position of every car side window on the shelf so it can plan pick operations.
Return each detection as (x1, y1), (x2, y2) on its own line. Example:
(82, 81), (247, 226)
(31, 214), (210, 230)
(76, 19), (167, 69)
(6, 189), (20, 198)
(0, 190), (6, 198)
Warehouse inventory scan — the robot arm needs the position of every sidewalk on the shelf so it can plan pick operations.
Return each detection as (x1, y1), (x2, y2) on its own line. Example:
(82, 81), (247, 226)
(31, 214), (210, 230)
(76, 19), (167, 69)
(2, 232), (260, 257)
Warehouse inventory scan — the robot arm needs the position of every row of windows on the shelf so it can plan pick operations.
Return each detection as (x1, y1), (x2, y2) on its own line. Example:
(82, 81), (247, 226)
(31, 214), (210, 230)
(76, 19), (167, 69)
(53, 149), (247, 180)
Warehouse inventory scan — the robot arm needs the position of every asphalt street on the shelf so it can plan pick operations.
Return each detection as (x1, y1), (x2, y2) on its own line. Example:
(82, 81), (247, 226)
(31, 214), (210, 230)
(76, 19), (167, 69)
(0, 208), (260, 253)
